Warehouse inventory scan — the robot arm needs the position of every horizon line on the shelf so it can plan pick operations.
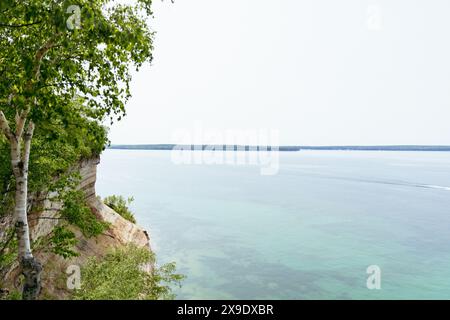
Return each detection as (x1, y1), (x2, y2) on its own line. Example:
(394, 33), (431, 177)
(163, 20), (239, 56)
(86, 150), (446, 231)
(107, 144), (450, 152)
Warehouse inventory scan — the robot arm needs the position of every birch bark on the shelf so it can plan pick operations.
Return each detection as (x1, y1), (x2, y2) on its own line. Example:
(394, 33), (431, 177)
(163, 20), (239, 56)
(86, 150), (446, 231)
(0, 111), (42, 300)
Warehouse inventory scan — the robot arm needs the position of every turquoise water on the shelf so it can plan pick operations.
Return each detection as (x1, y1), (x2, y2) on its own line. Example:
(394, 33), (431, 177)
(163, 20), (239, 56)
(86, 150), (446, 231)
(96, 150), (450, 299)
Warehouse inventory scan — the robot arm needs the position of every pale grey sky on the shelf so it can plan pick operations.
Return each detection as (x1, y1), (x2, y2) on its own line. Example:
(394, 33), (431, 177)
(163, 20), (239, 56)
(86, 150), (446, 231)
(109, 0), (450, 146)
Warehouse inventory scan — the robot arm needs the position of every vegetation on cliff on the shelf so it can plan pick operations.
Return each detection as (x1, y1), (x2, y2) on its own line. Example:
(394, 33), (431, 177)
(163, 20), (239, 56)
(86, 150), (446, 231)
(103, 195), (136, 224)
(74, 245), (184, 300)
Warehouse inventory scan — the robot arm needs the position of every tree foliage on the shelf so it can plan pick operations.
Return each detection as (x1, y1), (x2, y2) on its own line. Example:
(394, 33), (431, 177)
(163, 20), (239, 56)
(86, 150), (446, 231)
(59, 188), (109, 237)
(73, 245), (185, 300)
(33, 225), (78, 259)
(0, 0), (154, 127)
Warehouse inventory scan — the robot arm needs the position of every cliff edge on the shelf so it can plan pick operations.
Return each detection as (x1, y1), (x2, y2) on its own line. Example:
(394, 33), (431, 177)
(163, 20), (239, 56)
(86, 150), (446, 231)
(1, 157), (151, 299)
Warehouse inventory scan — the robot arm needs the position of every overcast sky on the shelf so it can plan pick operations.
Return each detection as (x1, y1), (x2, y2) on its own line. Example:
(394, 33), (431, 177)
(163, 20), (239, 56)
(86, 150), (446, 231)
(108, 0), (450, 146)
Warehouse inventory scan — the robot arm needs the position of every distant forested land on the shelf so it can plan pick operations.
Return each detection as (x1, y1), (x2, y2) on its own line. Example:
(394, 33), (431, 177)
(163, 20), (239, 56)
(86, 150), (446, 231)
(108, 145), (450, 152)
(109, 144), (299, 151)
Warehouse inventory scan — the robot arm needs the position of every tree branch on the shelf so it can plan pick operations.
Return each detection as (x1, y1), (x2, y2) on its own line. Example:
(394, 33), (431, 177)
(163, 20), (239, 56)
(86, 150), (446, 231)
(0, 111), (14, 141)
(21, 121), (34, 172)
(28, 217), (66, 221)
(0, 21), (42, 28)
(15, 111), (25, 139)
(19, 34), (61, 125)
(30, 34), (61, 83)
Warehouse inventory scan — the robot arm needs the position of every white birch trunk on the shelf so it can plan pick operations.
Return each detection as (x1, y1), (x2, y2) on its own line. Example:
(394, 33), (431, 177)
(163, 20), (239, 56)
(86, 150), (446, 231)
(11, 122), (34, 260)
(0, 36), (55, 300)
(0, 112), (41, 300)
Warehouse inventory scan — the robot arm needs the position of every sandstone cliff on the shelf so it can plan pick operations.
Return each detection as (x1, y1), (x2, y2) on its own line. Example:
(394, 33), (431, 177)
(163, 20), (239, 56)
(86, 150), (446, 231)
(1, 157), (151, 299)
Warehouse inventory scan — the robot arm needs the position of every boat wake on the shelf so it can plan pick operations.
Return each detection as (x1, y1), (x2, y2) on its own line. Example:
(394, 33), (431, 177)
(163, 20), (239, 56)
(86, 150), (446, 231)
(293, 169), (450, 192)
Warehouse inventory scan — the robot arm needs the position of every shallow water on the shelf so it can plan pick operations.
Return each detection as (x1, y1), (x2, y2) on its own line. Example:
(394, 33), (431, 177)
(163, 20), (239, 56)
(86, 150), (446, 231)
(97, 150), (450, 299)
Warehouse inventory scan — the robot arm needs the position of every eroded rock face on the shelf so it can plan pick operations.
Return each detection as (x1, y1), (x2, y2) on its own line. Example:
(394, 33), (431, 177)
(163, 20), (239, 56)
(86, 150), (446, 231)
(1, 156), (151, 299)
(77, 157), (100, 202)
(28, 157), (100, 242)
(88, 197), (150, 247)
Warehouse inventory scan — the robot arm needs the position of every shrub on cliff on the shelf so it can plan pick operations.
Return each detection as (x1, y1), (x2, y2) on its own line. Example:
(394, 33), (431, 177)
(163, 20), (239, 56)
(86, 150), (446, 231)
(73, 245), (184, 300)
(103, 195), (136, 223)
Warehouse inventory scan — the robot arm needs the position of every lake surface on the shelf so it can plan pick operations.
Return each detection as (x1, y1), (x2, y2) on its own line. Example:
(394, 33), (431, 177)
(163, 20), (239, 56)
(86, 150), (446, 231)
(96, 150), (450, 299)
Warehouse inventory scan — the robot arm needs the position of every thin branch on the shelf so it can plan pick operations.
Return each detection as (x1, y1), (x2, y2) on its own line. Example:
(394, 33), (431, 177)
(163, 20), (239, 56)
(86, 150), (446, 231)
(30, 33), (61, 84)
(28, 217), (66, 221)
(0, 20), (43, 28)
(0, 111), (14, 141)
(21, 121), (34, 171)
(15, 33), (62, 128)
(15, 111), (25, 138)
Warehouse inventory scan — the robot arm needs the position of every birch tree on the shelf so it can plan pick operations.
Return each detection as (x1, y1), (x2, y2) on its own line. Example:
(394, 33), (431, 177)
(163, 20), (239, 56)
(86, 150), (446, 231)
(0, 0), (154, 299)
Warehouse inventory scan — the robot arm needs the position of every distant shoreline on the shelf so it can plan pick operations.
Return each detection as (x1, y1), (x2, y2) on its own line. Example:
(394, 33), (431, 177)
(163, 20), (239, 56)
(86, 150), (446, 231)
(108, 144), (450, 152)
